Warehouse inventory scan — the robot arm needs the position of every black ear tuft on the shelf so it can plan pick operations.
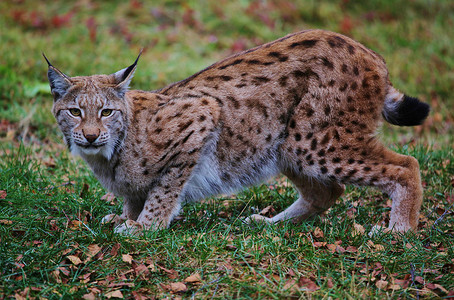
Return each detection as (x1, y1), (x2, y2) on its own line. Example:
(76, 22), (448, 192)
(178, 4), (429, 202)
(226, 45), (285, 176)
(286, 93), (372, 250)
(121, 49), (143, 82)
(113, 49), (143, 95)
(43, 54), (72, 101)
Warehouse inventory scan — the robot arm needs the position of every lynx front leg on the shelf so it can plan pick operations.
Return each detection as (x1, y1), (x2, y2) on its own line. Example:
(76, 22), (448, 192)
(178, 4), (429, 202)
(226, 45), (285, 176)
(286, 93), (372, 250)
(114, 167), (190, 235)
(101, 197), (145, 226)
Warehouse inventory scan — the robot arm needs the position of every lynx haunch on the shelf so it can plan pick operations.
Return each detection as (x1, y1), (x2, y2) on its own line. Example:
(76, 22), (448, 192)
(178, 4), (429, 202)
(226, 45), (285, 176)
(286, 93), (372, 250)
(45, 29), (429, 235)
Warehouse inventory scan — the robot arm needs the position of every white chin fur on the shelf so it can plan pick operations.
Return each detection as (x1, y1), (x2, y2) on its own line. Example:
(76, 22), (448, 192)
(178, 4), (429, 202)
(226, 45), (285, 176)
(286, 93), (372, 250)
(72, 145), (113, 160)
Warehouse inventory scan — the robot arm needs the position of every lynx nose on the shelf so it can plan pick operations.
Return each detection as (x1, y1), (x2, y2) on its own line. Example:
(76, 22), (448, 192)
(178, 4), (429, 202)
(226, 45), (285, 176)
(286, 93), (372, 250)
(83, 130), (99, 144)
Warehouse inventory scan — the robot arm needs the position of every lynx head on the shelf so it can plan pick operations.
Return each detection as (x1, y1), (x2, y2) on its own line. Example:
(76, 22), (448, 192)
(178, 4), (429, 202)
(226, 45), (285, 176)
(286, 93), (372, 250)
(45, 52), (141, 160)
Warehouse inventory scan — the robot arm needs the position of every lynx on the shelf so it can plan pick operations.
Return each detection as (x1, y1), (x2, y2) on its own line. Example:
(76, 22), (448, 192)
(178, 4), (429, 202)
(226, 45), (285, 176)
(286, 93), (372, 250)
(45, 29), (429, 235)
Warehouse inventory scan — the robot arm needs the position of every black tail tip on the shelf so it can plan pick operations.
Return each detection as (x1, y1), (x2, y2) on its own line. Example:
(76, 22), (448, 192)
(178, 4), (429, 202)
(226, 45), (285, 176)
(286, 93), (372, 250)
(385, 95), (430, 126)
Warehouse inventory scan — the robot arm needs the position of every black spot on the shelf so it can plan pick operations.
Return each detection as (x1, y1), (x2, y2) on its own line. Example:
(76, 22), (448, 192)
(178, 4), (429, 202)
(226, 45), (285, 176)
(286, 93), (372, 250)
(310, 138), (317, 150)
(181, 130), (194, 144)
(328, 146), (336, 152)
(357, 160), (364, 164)
(143, 169), (149, 175)
(227, 96), (240, 109)
(247, 59), (261, 65)
(154, 127), (162, 134)
(199, 115), (206, 122)
(317, 149), (326, 157)
(306, 108), (314, 117)
(319, 159), (326, 165)
(332, 157), (341, 163)
(141, 158), (148, 167)
(295, 133), (302, 141)
(201, 99), (209, 105)
(266, 134), (272, 142)
(364, 166), (371, 171)
(328, 79), (336, 86)
(348, 158), (355, 164)
(334, 167), (342, 174)
(353, 66), (359, 76)
(320, 166), (328, 174)
(235, 83), (247, 88)
(289, 119), (296, 129)
(220, 75), (233, 81)
(362, 78), (369, 88)
(306, 154), (312, 160)
(308, 160), (315, 165)
(339, 83), (348, 91)
(278, 76), (288, 87)
(341, 64), (348, 73)
(348, 45), (355, 54)
(254, 76), (271, 84)
(306, 132), (313, 139)
(324, 106), (331, 116)
(321, 57), (334, 69)
(290, 39), (318, 48)
(219, 59), (244, 70)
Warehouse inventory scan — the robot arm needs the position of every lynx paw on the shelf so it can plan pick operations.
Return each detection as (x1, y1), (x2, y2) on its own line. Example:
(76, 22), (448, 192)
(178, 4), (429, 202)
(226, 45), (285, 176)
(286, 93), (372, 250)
(101, 213), (125, 226)
(245, 214), (273, 224)
(368, 225), (391, 237)
(114, 220), (143, 236)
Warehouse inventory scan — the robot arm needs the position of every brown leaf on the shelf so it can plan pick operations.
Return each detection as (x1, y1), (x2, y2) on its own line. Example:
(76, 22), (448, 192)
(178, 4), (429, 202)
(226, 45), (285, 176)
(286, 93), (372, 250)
(184, 273), (201, 283)
(0, 190), (6, 199)
(376, 279), (388, 289)
(313, 241), (326, 248)
(105, 290), (124, 299)
(110, 243), (121, 256)
(352, 223), (365, 236)
(85, 244), (101, 262)
(67, 255), (82, 265)
(313, 227), (324, 238)
(82, 292), (96, 300)
(170, 282), (187, 293)
(0, 220), (12, 225)
(259, 205), (275, 217)
(283, 279), (298, 292)
(158, 265), (179, 279)
(298, 277), (320, 292)
(122, 254), (133, 264)
(101, 193), (117, 204)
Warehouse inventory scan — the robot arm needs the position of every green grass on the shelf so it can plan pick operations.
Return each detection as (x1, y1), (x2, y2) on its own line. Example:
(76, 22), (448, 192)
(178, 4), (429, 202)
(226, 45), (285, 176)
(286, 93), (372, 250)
(1, 0), (453, 298)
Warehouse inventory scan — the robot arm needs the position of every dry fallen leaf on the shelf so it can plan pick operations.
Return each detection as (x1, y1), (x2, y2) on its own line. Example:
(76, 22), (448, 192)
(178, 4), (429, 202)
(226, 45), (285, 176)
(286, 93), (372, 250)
(376, 279), (388, 289)
(170, 282), (187, 293)
(0, 220), (12, 225)
(105, 290), (124, 299)
(67, 255), (82, 265)
(0, 190), (6, 199)
(184, 273), (202, 283)
(122, 254), (133, 264)
(352, 223), (365, 236)
(86, 244), (101, 261)
(313, 227), (324, 238)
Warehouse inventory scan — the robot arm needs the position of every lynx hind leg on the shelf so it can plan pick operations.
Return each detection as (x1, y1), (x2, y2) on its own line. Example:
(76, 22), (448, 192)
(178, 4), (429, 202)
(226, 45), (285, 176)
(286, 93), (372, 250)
(247, 170), (344, 224)
(334, 143), (422, 233)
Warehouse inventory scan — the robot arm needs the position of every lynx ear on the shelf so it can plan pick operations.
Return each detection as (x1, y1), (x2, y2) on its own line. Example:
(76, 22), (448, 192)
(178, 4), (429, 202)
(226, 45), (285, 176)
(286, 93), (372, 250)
(43, 53), (72, 102)
(113, 50), (143, 96)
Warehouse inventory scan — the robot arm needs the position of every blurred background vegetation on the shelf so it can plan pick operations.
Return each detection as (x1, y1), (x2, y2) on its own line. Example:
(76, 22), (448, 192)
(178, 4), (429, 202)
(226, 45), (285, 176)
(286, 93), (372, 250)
(0, 0), (453, 148)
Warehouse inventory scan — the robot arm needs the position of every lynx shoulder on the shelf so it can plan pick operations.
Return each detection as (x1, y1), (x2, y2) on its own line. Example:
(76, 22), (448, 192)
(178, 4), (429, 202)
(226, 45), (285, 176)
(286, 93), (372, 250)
(46, 29), (429, 235)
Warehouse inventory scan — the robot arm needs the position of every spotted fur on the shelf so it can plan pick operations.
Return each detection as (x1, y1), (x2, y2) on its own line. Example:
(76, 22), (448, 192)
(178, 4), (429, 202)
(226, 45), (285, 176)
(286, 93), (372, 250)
(46, 29), (429, 234)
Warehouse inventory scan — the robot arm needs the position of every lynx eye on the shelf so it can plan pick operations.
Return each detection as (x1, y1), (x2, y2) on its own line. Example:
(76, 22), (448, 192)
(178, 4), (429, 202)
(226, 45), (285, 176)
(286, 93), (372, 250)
(69, 108), (81, 116)
(101, 109), (113, 117)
